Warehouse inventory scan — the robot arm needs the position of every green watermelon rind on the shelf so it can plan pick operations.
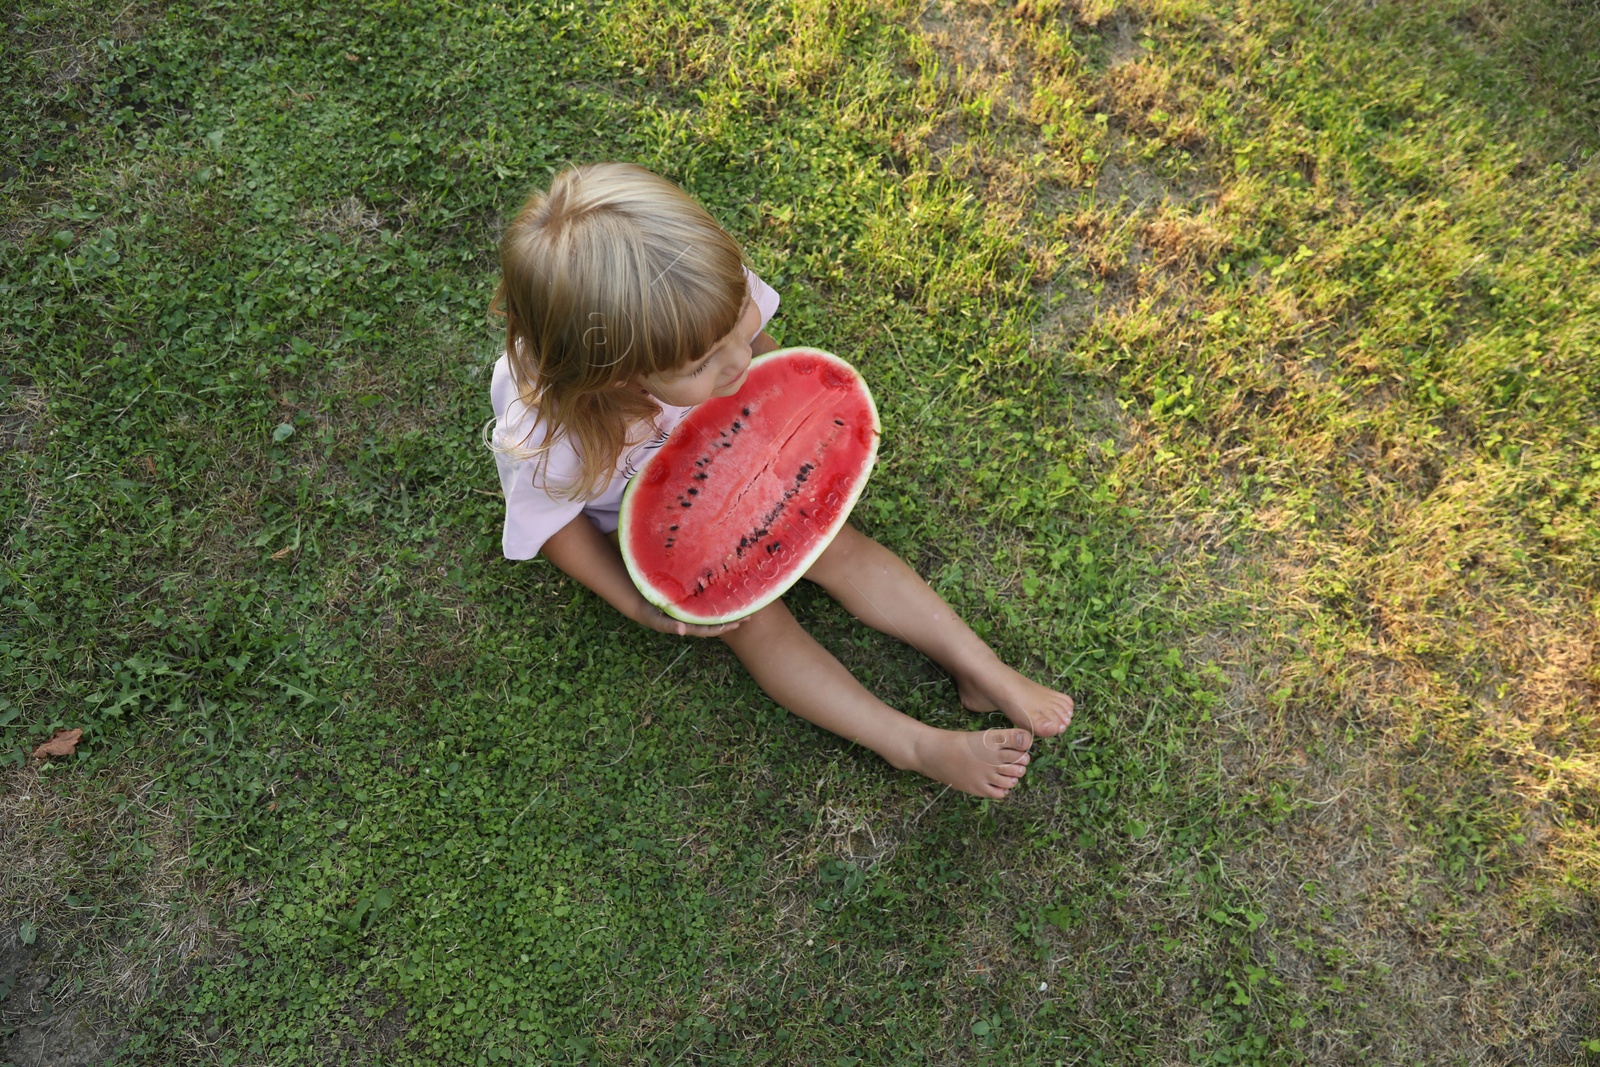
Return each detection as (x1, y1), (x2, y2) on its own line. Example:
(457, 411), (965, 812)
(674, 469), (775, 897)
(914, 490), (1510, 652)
(618, 347), (881, 626)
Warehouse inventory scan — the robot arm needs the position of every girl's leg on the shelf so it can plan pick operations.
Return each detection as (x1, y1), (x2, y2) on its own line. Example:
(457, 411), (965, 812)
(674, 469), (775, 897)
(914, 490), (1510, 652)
(720, 599), (1034, 799)
(803, 525), (1076, 737)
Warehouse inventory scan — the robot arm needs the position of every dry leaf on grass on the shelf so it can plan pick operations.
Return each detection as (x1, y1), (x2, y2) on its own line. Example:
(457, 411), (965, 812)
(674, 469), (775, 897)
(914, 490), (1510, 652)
(32, 728), (83, 760)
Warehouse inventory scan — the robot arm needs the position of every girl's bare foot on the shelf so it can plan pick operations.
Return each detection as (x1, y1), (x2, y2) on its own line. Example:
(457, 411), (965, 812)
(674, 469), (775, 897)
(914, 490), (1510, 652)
(956, 662), (1075, 738)
(904, 727), (1033, 799)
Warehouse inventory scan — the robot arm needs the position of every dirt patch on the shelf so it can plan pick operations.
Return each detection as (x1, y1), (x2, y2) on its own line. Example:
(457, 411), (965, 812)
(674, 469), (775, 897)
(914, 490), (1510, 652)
(1, 929), (125, 1067)
(910, 0), (1058, 199)
(917, 0), (1030, 120)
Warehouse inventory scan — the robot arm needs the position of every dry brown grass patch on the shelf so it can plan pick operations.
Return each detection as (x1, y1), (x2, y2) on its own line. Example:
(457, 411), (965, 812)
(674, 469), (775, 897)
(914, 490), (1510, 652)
(1, 760), (245, 1064)
(1139, 203), (1225, 271)
(300, 195), (386, 245)
(0, 381), (46, 458)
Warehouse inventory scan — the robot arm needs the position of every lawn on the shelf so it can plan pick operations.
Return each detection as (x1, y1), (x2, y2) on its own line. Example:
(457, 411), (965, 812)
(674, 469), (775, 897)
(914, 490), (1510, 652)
(2, 0), (1597, 1063)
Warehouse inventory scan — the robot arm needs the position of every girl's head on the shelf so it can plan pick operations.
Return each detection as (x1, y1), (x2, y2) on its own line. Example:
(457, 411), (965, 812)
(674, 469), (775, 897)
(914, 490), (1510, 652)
(498, 163), (751, 390)
(492, 163), (754, 496)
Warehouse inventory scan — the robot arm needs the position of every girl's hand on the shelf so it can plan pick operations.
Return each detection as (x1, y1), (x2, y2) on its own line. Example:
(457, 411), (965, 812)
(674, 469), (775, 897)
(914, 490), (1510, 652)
(631, 602), (742, 638)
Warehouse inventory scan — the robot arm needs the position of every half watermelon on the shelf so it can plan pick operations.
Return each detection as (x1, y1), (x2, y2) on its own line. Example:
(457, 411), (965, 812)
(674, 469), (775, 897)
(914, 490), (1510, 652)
(619, 347), (880, 625)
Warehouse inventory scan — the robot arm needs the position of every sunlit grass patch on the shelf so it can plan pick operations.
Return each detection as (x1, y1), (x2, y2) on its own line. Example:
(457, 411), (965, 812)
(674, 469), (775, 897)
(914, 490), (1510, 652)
(1072, 0), (1600, 1057)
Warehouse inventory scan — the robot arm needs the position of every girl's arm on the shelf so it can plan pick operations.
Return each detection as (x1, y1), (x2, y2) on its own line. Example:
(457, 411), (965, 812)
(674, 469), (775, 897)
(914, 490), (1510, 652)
(540, 513), (740, 638)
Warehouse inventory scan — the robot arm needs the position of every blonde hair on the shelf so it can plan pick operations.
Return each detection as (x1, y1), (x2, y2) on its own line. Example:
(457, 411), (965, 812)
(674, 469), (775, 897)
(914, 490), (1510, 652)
(487, 163), (749, 500)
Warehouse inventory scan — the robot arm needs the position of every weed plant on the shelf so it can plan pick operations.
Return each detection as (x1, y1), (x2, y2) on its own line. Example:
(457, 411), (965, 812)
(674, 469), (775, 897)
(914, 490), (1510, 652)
(2, 0), (1596, 1063)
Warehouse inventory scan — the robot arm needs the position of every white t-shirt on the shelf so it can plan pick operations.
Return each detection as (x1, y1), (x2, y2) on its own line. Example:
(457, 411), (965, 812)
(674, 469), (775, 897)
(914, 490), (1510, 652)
(489, 268), (781, 559)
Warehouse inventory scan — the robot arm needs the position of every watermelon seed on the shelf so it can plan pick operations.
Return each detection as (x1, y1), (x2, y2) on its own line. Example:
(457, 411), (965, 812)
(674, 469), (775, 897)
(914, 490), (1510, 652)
(833, 418), (844, 426)
(669, 525), (678, 532)
(687, 488), (698, 496)
(681, 502), (692, 508)
(741, 407), (751, 416)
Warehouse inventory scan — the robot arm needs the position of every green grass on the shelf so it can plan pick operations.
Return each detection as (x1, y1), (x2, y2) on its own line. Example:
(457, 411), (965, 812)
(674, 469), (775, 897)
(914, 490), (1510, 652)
(3, 0), (1598, 1063)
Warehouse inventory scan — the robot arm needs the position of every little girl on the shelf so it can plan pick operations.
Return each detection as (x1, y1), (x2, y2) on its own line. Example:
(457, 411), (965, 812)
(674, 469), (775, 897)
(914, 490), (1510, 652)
(487, 162), (1074, 799)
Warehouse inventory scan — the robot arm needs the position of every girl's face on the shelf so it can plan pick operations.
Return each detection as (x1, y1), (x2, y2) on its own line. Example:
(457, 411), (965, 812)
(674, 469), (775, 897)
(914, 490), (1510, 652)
(631, 297), (762, 408)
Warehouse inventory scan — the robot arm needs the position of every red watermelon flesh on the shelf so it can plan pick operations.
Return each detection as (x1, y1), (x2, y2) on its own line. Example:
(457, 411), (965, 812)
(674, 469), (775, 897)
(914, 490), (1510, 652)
(619, 347), (880, 625)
